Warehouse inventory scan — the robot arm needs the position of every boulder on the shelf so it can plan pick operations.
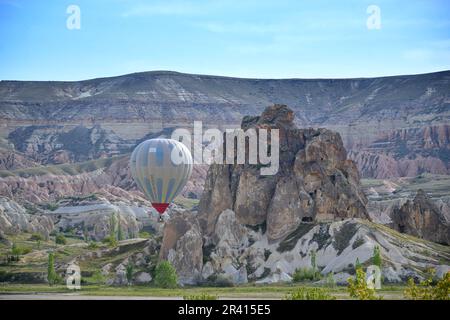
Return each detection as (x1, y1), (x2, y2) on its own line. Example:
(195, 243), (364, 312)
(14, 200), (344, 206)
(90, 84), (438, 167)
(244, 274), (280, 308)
(134, 272), (152, 284)
(159, 212), (203, 285)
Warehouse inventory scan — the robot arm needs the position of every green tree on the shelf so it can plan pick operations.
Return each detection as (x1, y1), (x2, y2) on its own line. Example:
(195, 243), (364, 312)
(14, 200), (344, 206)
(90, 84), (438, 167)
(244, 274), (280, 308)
(110, 213), (117, 241)
(83, 225), (89, 242)
(47, 252), (58, 286)
(154, 261), (178, 288)
(310, 249), (317, 280)
(355, 257), (361, 271)
(325, 272), (336, 288)
(404, 270), (449, 300)
(55, 234), (67, 245)
(310, 249), (316, 271)
(126, 263), (134, 285)
(117, 217), (124, 241)
(347, 268), (381, 300)
(372, 246), (382, 268)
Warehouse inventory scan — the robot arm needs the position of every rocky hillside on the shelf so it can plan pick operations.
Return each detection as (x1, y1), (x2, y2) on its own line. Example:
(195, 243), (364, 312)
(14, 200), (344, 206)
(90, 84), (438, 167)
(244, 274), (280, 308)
(1, 70), (449, 178)
(158, 105), (449, 285)
(349, 124), (450, 178)
(162, 209), (450, 285)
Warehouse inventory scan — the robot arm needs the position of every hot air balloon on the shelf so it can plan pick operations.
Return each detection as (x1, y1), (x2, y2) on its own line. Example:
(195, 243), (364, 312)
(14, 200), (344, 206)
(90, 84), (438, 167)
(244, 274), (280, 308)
(130, 138), (193, 218)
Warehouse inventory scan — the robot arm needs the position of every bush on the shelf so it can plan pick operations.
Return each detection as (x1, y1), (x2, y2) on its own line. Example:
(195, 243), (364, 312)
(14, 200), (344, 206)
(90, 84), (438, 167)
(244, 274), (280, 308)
(102, 235), (118, 247)
(284, 287), (335, 300)
(292, 268), (321, 282)
(347, 268), (381, 300)
(404, 271), (449, 300)
(325, 272), (336, 288)
(90, 270), (106, 284)
(126, 264), (134, 285)
(11, 243), (32, 255)
(206, 274), (235, 287)
(88, 241), (99, 249)
(55, 234), (67, 245)
(154, 261), (178, 288)
(139, 231), (151, 239)
(184, 293), (217, 300)
(29, 233), (44, 241)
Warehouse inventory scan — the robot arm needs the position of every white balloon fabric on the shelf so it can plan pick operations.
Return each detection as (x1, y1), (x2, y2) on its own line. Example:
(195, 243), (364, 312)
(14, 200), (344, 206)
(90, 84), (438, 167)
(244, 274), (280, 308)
(130, 138), (193, 214)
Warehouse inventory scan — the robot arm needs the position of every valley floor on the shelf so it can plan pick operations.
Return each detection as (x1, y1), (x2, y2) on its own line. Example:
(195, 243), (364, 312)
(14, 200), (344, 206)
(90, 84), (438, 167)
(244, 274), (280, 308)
(0, 284), (406, 300)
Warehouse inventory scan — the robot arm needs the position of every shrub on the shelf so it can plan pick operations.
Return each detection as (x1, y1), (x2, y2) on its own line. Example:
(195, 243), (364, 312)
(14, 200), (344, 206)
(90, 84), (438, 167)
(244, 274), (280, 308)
(29, 233), (44, 241)
(404, 271), (449, 300)
(347, 268), (381, 300)
(183, 293), (217, 300)
(139, 231), (151, 239)
(90, 270), (106, 284)
(325, 272), (336, 288)
(154, 261), (178, 288)
(284, 287), (335, 300)
(55, 234), (67, 245)
(88, 241), (99, 249)
(102, 235), (118, 247)
(292, 268), (321, 282)
(11, 243), (32, 255)
(208, 274), (235, 287)
(126, 264), (134, 285)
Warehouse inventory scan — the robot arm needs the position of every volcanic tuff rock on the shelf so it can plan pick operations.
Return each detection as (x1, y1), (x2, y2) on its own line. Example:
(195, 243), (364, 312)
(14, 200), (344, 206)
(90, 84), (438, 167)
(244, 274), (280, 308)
(159, 211), (203, 285)
(0, 197), (54, 238)
(198, 104), (368, 241)
(349, 124), (450, 178)
(391, 189), (450, 245)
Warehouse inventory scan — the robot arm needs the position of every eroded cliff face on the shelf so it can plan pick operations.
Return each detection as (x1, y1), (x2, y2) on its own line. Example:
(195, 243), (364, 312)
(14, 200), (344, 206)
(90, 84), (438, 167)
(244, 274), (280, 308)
(2, 70), (449, 180)
(349, 124), (450, 178)
(198, 104), (368, 241)
(0, 197), (54, 239)
(391, 189), (450, 245)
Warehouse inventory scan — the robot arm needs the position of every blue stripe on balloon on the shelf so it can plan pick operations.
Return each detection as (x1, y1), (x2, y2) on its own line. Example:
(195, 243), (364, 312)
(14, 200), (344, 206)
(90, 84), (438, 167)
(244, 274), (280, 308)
(156, 178), (164, 202)
(143, 177), (155, 200)
(156, 141), (164, 167)
(165, 178), (176, 203)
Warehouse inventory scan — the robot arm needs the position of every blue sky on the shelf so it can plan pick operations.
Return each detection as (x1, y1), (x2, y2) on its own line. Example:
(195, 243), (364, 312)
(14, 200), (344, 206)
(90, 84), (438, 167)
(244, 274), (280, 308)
(0, 0), (449, 80)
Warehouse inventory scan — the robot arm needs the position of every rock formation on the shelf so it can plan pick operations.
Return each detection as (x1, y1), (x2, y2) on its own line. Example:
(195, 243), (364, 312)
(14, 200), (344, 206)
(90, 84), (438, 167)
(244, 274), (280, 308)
(198, 104), (368, 241)
(391, 189), (450, 245)
(0, 197), (54, 238)
(159, 211), (203, 284)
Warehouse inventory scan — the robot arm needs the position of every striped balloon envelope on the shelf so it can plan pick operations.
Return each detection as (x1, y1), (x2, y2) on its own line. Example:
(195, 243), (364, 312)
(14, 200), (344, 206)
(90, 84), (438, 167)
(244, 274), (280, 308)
(130, 138), (193, 215)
